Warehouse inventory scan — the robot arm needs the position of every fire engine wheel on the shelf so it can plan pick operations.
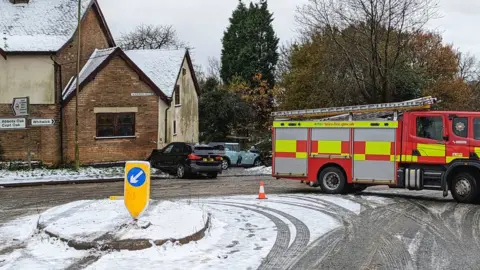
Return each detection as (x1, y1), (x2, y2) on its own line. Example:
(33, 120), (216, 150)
(318, 167), (347, 194)
(450, 172), (479, 203)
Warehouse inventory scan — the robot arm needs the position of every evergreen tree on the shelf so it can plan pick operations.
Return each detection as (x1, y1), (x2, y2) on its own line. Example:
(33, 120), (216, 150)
(220, 0), (279, 87)
(220, 1), (249, 85)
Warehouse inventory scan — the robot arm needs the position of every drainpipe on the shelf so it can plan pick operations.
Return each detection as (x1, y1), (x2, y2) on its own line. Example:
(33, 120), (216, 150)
(164, 102), (171, 145)
(50, 55), (64, 165)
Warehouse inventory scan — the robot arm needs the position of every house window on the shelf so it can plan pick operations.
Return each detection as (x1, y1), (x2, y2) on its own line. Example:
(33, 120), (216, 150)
(174, 85), (180, 105)
(173, 120), (177, 135)
(96, 113), (135, 138)
(416, 116), (443, 141)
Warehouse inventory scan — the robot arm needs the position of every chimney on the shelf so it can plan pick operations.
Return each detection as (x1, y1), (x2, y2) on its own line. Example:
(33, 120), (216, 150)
(9, 0), (30, 4)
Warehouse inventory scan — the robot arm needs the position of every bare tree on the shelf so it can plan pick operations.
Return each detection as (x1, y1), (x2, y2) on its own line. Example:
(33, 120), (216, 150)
(295, 0), (439, 102)
(207, 56), (222, 81)
(275, 41), (296, 83)
(118, 24), (186, 50)
(457, 51), (480, 82)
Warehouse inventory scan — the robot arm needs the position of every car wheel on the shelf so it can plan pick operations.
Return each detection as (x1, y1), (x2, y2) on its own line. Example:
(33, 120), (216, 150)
(221, 159), (230, 170)
(176, 164), (187, 179)
(253, 158), (262, 167)
(450, 172), (478, 203)
(207, 172), (218, 179)
(318, 166), (347, 194)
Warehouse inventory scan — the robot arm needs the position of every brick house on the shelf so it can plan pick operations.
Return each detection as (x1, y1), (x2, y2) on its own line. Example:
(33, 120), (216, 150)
(0, 0), (115, 165)
(0, 0), (200, 165)
(62, 47), (200, 164)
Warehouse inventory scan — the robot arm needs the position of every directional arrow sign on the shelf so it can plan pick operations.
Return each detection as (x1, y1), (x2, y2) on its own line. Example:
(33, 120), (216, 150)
(124, 161), (151, 219)
(31, 118), (56, 126)
(11, 97), (29, 116)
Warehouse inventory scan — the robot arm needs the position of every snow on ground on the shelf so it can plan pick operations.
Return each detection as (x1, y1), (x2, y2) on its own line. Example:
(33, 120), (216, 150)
(37, 200), (207, 242)
(0, 194), (353, 269)
(0, 215), (38, 251)
(0, 166), (271, 186)
(244, 165), (272, 175)
(359, 194), (394, 206)
(0, 166), (168, 186)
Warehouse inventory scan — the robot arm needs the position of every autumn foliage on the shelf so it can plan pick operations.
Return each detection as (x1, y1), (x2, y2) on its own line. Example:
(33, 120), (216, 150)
(276, 0), (479, 112)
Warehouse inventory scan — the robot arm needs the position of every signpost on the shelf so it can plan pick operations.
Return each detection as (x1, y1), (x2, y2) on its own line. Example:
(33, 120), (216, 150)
(11, 97), (29, 116)
(124, 161), (151, 220)
(30, 118), (56, 126)
(0, 118), (26, 129)
(131, 92), (154, 97)
(1, 97), (57, 170)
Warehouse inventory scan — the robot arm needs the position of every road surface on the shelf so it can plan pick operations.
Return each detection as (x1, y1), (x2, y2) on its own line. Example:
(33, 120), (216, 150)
(1, 176), (480, 269)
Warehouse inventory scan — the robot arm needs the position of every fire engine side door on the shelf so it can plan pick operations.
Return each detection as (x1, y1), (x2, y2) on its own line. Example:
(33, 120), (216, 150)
(407, 112), (447, 164)
(469, 116), (480, 160)
(445, 114), (471, 163)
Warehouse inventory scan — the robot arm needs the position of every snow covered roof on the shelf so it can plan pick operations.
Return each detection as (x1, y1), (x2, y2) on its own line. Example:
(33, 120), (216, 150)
(62, 47), (197, 104)
(124, 49), (187, 97)
(0, 0), (114, 52)
(62, 47), (116, 100)
(61, 47), (174, 104)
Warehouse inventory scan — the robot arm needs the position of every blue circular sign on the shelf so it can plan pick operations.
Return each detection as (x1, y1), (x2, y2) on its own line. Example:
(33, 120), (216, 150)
(127, 167), (147, 187)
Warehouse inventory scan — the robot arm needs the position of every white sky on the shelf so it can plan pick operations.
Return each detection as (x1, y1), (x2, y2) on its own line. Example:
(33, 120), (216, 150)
(98, 0), (480, 71)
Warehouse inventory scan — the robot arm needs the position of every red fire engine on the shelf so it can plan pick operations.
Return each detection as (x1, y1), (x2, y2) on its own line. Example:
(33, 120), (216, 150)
(271, 96), (480, 203)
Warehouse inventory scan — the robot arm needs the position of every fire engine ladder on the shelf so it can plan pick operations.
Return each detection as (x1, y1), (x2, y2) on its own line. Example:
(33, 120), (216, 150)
(271, 96), (439, 121)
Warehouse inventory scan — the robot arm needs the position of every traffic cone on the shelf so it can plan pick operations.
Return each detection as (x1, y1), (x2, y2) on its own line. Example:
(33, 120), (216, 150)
(257, 181), (267, 199)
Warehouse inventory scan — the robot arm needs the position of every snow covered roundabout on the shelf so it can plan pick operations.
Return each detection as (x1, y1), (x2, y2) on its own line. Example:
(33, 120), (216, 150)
(0, 194), (391, 270)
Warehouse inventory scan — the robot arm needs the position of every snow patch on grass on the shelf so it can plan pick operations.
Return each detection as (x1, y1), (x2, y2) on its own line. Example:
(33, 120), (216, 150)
(0, 166), (168, 185)
(244, 166), (272, 175)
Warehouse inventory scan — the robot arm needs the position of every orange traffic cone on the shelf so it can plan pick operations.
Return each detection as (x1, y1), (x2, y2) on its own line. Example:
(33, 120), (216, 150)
(257, 181), (267, 199)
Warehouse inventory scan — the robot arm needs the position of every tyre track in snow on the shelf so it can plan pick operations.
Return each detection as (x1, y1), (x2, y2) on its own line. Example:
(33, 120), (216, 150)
(275, 195), (358, 270)
(258, 194), (414, 270)
(208, 202), (291, 270)
(406, 200), (480, 269)
(206, 200), (310, 270)
(382, 202), (474, 269)
(329, 203), (415, 270)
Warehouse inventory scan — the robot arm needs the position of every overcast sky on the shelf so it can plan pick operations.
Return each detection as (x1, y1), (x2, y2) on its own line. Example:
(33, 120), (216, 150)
(98, 0), (480, 72)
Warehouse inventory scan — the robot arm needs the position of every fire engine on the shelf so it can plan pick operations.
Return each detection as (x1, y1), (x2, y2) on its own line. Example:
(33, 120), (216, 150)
(271, 96), (480, 204)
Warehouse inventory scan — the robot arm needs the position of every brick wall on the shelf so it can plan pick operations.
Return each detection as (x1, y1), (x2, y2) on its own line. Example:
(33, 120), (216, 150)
(0, 104), (61, 165)
(55, 6), (111, 91)
(0, 4), (112, 166)
(63, 55), (159, 164)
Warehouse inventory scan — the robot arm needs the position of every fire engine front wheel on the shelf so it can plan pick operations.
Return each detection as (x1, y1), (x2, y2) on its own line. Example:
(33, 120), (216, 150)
(451, 172), (479, 204)
(318, 167), (347, 194)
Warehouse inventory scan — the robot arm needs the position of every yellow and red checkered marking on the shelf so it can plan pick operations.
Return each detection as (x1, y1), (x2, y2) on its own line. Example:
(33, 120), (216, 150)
(275, 139), (308, 158)
(353, 141), (395, 161)
(311, 140), (350, 156)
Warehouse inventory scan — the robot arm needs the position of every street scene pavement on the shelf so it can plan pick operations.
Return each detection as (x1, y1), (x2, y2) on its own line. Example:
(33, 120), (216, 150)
(1, 169), (480, 269)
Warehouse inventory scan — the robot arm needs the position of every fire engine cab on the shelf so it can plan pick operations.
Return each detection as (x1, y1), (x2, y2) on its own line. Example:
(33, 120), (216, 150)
(271, 96), (480, 203)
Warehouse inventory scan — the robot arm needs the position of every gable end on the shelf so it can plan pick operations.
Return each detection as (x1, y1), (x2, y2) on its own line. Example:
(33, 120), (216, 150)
(63, 48), (169, 105)
(185, 50), (201, 96)
(57, 0), (115, 53)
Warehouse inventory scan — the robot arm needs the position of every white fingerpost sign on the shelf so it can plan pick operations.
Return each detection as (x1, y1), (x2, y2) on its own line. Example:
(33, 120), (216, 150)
(12, 97), (29, 116)
(0, 118), (26, 129)
(31, 118), (56, 126)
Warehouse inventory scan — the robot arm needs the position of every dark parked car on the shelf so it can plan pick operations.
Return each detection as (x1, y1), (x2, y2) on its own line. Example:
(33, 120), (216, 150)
(147, 142), (224, 179)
